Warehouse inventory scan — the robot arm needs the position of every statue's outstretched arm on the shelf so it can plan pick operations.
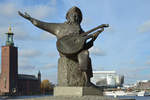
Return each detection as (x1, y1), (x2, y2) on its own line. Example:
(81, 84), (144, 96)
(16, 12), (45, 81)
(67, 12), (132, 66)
(18, 11), (58, 36)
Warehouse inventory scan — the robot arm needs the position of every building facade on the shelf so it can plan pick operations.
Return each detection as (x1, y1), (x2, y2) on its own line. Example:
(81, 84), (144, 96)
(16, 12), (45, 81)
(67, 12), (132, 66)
(91, 71), (124, 88)
(0, 27), (41, 95)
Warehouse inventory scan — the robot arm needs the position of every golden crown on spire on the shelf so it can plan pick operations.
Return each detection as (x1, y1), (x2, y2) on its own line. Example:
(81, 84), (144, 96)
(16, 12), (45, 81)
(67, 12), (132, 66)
(8, 26), (13, 34)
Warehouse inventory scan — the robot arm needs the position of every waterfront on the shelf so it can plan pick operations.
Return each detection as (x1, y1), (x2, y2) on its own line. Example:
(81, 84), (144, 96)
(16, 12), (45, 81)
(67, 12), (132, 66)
(0, 95), (51, 99)
(0, 95), (150, 100)
(118, 96), (150, 100)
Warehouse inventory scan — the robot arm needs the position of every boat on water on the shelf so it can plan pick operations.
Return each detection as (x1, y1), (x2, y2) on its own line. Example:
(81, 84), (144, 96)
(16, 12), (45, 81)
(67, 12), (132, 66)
(137, 91), (150, 96)
(104, 91), (126, 96)
(126, 91), (137, 96)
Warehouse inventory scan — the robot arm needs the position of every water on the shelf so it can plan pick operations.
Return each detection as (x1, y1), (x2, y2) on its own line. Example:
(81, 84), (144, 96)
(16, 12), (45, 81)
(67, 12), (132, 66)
(0, 95), (150, 100)
(0, 95), (52, 99)
(118, 96), (150, 100)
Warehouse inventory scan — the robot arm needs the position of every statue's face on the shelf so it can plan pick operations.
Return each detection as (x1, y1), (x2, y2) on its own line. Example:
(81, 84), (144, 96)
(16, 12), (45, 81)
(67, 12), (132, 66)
(66, 6), (82, 24)
(68, 12), (80, 24)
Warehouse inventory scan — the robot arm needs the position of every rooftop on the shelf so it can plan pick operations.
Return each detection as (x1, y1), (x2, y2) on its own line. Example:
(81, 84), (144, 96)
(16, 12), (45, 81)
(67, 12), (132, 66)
(18, 74), (38, 80)
(93, 71), (116, 74)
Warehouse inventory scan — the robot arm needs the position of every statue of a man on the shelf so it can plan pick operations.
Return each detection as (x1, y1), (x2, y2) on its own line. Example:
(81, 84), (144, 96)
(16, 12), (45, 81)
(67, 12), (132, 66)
(18, 6), (108, 87)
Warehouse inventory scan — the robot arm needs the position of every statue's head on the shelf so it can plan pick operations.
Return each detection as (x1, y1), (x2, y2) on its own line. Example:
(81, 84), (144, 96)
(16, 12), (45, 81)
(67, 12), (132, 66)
(66, 6), (82, 24)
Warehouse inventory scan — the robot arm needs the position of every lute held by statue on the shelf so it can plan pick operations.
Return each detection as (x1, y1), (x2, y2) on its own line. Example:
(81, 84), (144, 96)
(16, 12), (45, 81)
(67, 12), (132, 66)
(57, 24), (109, 55)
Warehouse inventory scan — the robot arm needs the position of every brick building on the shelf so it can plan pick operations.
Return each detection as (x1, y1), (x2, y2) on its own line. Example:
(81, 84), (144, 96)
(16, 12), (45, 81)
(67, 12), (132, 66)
(0, 27), (41, 95)
(136, 81), (150, 90)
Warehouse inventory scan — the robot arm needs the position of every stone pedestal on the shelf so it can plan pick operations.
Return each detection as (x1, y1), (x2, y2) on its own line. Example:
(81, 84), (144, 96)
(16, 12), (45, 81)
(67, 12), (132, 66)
(58, 56), (86, 86)
(54, 87), (103, 96)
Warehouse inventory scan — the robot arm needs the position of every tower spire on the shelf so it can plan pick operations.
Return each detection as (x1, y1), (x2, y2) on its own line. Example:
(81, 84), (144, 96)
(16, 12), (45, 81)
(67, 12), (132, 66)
(5, 26), (14, 46)
(8, 26), (12, 33)
(38, 70), (41, 82)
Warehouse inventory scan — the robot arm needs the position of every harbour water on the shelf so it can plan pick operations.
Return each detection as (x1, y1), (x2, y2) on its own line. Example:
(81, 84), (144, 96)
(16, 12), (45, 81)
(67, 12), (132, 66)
(0, 95), (150, 100)
(118, 96), (150, 100)
(0, 95), (52, 99)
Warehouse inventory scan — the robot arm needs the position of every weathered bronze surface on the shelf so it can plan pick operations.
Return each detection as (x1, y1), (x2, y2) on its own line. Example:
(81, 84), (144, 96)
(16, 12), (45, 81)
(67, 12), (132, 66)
(18, 6), (108, 87)
(57, 24), (108, 55)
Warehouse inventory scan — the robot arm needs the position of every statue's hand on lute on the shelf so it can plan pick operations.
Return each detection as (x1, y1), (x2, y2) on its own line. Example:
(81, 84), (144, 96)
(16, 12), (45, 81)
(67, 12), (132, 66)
(92, 28), (104, 41)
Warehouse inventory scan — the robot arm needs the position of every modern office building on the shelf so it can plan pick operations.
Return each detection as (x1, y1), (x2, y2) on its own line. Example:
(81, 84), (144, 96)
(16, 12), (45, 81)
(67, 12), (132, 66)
(91, 71), (124, 88)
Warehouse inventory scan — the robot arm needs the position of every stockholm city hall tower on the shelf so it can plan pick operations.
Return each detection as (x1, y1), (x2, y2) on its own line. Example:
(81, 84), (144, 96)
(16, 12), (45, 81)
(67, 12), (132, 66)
(0, 27), (18, 94)
(0, 27), (41, 95)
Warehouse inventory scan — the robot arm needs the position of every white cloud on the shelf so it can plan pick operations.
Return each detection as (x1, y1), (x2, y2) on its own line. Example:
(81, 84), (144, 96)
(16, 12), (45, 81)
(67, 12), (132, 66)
(117, 65), (150, 83)
(105, 26), (115, 33)
(19, 49), (41, 58)
(81, 18), (92, 27)
(50, 0), (57, 6)
(41, 72), (57, 84)
(43, 63), (56, 69)
(18, 58), (35, 70)
(129, 59), (136, 65)
(20, 63), (35, 70)
(137, 20), (150, 33)
(146, 60), (150, 65)
(118, 66), (150, 74)
(39, 32), (55, 40)
(48, 52), (58, 58)
(0, 27), (8, 46)
(0, 0), (57, 19)
(13, 26), (32, 40)
(89, 46), (106, 56)
(23, 4), (56, 19)
(0, 2), (17, 17)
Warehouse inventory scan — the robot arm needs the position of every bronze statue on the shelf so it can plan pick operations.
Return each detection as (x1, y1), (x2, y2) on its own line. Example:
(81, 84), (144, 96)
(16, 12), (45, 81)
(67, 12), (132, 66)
(18, 6), (108, 87)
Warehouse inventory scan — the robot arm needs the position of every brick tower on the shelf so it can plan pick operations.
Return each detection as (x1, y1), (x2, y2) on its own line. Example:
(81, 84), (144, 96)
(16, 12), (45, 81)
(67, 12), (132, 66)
(0, 27), (18, 95)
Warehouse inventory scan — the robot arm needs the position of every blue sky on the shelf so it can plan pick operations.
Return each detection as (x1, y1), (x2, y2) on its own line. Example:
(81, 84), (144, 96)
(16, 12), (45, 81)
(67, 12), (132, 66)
(0, 0), (150, 84)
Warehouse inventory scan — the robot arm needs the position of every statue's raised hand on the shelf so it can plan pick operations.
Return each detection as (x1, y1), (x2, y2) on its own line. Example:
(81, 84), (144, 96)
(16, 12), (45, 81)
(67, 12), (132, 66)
(102, 24), (109, 28)
(18, 11), (32, 21)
